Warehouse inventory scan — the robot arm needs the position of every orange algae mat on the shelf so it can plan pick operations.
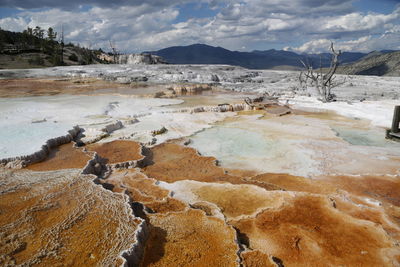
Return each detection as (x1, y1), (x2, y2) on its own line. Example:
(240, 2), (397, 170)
(87, 140), (143, 164)
(141, 209), (239, 267)
(27, 143), (91, 171)
(143, 142), (231, 183)
(0, 169), (141, 266)
(107, 169), (187, 214)
(232, 194), (398, 266)
(106, 169), (240, 266)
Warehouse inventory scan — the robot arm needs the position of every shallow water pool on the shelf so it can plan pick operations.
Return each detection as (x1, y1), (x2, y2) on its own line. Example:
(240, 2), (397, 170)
(331, 125), (398, 147)
(190, 126), (274, 162)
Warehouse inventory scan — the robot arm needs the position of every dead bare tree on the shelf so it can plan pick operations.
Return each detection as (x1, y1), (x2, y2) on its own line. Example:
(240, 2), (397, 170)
(59, 25), (64, 65)
(299, 42), (342, 102)
(109, 40), (118, 63)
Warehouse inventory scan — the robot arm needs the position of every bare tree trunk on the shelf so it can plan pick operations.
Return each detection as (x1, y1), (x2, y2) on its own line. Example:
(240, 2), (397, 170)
(109, 40), (118, 64)
(60, 25), (64, 65)
(299, 42), (341, 102)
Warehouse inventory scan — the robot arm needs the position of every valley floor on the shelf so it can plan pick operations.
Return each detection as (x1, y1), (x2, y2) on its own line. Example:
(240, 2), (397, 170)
(0, 65), (399, 266)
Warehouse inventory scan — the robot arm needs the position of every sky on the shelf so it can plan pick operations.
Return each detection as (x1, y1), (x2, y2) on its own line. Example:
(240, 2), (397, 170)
(0, 0), (399, 53)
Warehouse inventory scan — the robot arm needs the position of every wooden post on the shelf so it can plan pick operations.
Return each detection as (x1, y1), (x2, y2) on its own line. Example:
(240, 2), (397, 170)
(392, 105), (400, 133)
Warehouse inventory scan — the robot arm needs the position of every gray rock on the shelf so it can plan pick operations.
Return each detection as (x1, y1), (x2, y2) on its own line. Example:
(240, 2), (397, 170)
(117, 53), (167, 65)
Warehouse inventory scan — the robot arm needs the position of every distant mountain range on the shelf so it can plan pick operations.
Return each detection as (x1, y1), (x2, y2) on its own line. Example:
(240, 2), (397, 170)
(148, 43), (396, 71)
(338, 50), (400, 76)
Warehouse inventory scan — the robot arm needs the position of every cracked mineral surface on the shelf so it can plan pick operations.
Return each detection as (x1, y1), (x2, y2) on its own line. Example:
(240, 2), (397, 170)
(0, 169), (141, 266)
(0, 65), (399, 266)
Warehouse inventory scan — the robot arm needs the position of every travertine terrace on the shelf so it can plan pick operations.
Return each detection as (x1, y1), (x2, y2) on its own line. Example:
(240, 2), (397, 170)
(0, 169), (142, 266)
(0, 64), (400, 266)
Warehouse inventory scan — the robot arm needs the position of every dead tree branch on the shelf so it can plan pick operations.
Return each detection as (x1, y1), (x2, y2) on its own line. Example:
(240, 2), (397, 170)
(298, 42), (342, 102)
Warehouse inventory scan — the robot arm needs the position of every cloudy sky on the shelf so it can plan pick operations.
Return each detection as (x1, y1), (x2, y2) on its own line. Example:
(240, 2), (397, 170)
(0, 0), (399, 53)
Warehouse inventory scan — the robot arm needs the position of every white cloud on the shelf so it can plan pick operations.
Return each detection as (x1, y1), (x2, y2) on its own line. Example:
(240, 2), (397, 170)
(0, 0), (399, 53)
(322, 7), (400, 32)
(0, 5), (181, 51)
(288, 36), (373, 53)
(0, 16), (29, 32)
(287, 30), (400, 53)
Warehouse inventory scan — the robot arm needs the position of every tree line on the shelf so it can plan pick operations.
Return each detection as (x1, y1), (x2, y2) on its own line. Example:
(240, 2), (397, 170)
(0, 26), (106, 66)
(0, 26), (65, 65)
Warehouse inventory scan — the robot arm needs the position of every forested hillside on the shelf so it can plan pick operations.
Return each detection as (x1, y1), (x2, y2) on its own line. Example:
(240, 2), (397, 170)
(0, 27), (107, 69)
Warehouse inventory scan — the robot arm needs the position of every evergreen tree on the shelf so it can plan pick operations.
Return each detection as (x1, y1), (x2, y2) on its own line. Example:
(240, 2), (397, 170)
(23, 27), (33, 36)
(33, 26), (44, 39)
(0, 27), (4, 51)
(47, 27), (57, 42)
(45, 27), (57, 55)
(33, 26), (44, 49)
